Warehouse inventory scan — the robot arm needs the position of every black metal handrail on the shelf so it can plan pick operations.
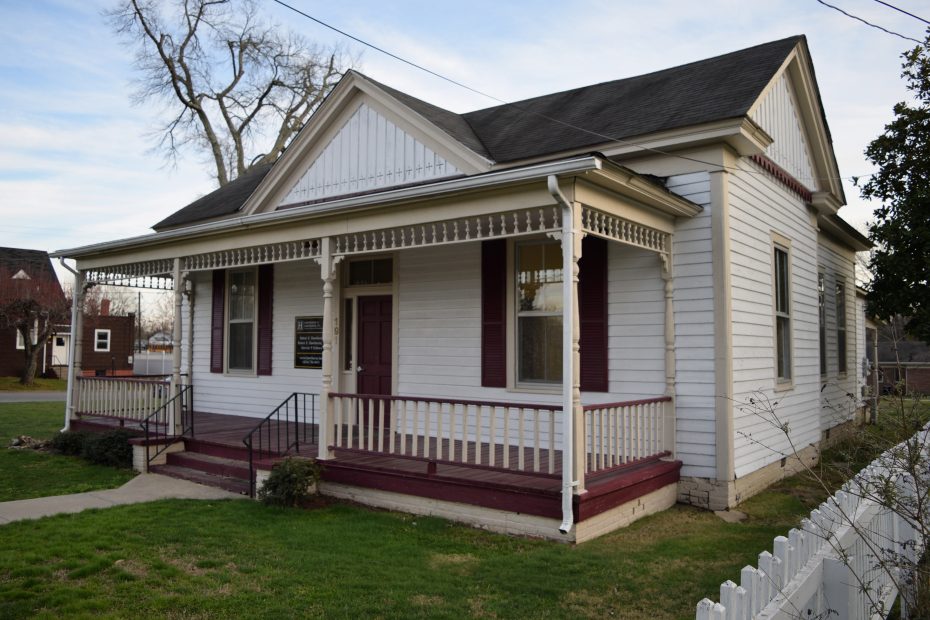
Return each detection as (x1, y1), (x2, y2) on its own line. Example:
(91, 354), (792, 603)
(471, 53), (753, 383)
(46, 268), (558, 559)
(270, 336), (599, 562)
(140, 384), (194, 470)
(243, 392), (317, 498)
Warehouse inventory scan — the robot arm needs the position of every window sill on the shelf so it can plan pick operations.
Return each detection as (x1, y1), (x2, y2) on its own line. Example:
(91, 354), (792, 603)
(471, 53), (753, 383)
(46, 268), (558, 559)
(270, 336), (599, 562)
(510, 383), (561, 396)
(774, 380), (794, 392)
(224, 370), (257, 378)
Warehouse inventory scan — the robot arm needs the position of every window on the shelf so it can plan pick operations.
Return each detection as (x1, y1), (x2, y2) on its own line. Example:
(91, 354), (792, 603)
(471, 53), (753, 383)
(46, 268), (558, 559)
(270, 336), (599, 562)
(56, 337), (65, 347)
(773, 244), (791, 382)
(818, 272), (827, 375)
(227, 269), (256, 372)
(347, 258), (392, 286)
(94, 329), (111, 352)
(15, 319), (37, 350)
(836, 279), (847, 374)
(516, 241), (562, 384)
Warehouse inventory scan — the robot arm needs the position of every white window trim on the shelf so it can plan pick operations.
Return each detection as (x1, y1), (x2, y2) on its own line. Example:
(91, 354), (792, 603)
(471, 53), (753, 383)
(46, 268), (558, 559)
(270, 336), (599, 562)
(771, 233), (793, 390)
(94, 329), (111, 352)
(508, 238), (564, 392)
(225, 267), (258, 376)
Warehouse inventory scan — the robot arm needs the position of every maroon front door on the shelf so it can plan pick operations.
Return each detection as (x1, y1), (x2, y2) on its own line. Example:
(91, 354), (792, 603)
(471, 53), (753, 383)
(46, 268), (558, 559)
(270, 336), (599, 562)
(357, 295), (392, 397)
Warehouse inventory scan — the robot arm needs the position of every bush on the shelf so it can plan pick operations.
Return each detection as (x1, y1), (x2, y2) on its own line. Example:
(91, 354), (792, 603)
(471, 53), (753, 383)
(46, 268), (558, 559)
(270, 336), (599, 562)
(49, 431), (89, 456)
(259, 457), (321, 507)
(80, 430), (133, 468)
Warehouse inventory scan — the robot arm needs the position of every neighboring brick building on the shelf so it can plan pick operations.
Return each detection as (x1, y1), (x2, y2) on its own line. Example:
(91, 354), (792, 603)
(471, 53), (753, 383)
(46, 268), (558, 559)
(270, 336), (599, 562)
(80, 312), (136, 376)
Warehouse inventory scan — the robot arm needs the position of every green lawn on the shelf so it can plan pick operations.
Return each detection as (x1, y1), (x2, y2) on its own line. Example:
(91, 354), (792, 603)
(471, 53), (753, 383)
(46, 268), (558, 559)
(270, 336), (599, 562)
(0, 376), (68, 391)
(0, 402), (135, 502)
(0, 398), (924, 619)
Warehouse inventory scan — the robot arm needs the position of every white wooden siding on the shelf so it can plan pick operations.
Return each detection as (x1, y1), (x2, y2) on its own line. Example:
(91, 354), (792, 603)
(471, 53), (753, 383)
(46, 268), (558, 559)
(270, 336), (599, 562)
(750, 72), (817, 190)
(183, 261), (323, 419)
(729, 158), (824, 478)
(855, 293), (868, 408)
(667, 172), (716, 479)
(280, 102), (460, 206)
(818, 235), (860, 428)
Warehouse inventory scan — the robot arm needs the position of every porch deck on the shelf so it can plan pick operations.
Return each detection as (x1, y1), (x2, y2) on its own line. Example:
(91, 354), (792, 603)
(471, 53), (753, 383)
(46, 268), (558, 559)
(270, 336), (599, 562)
(74, 410), (681, 524)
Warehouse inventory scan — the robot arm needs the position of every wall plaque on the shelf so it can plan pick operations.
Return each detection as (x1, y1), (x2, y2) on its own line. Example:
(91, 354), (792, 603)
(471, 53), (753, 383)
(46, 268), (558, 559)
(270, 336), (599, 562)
(294, 316), (323, 369)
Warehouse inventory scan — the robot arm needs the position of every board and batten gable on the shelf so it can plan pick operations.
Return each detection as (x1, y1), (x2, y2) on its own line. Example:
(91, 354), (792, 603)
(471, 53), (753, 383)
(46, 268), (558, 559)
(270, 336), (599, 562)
(182, 261), (323, 419)
(748, 71), (817, 190)
(728, 157), (823, 478)
(817, 234), (859, 428)
(665, 172), (716, 479)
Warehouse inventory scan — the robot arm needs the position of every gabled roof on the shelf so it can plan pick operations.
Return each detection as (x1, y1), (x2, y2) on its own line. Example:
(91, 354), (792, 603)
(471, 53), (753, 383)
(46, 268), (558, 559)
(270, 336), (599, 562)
(152, 35), (807, 230)
(0, 247), (64, 304)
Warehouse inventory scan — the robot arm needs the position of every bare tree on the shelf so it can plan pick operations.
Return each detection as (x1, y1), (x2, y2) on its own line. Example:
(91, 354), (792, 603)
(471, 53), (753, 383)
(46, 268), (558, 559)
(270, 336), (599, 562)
(108, 0), (348, 186)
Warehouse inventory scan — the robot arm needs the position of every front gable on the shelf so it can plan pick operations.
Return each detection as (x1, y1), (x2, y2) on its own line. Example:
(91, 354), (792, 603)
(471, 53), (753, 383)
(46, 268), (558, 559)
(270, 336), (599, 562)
(746, 42), (845, 208)
(245, 73), (493, 215)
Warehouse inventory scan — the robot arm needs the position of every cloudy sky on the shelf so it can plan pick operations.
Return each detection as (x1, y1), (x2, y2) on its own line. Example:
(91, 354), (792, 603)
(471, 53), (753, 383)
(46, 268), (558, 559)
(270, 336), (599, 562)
(1, 0), (926, 268)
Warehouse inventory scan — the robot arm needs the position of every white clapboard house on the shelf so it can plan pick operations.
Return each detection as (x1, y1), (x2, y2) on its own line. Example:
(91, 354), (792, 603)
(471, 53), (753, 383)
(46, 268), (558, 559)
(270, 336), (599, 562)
(54, 35), (870, 542)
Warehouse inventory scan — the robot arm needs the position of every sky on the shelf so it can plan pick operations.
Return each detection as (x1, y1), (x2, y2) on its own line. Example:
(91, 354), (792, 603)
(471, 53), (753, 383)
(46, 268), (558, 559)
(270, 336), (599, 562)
(0, 0), (926, 278)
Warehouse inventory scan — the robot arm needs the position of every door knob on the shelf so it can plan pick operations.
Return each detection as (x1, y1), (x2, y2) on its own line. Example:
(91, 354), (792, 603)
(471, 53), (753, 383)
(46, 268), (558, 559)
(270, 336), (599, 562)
(357, 365), (364, 373)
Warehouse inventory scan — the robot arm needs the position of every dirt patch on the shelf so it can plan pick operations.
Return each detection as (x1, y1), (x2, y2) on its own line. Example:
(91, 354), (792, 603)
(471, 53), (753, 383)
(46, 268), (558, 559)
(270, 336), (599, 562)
(468, 595), (499, 619)
(428, 553), (478, 573)
(410, 594), (444, 607)
(113, 559), (149, 578)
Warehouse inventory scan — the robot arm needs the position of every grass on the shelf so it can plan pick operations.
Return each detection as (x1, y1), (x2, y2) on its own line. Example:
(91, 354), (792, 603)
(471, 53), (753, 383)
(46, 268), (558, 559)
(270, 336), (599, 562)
(0, 402), (135, 502)
(0, 398), (925, 618)
(0, 376), (67, 391)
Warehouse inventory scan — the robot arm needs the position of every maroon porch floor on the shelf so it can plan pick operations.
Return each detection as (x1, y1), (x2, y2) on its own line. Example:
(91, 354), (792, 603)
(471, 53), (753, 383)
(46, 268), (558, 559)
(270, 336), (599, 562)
(74, 411), (681, 523)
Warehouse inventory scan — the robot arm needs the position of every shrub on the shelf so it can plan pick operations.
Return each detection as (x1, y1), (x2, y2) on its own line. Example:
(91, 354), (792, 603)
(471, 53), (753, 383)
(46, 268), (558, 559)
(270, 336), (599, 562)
(259, 457), (322, 507)
(49, 431), (89, 456)
(80, 430), (133, 468)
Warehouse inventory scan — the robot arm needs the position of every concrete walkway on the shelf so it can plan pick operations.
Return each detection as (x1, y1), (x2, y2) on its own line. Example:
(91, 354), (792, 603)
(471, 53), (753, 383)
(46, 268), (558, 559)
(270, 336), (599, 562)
(0, 391), (66, 403)
(0, 474), (244, 525)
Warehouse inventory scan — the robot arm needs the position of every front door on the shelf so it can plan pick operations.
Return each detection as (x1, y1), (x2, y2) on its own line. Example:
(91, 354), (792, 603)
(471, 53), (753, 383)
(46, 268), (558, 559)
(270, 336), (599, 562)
(356, 295), (392, 397)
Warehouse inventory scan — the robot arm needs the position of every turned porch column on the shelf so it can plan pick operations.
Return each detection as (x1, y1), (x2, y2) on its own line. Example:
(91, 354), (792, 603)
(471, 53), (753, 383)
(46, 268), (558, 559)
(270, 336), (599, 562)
(316, 238), (341, 460)
(64, 269), (87, 430)
(661, 255), (677, 456)
(562, 200), (586, 495)
(171, 258), (184, 435)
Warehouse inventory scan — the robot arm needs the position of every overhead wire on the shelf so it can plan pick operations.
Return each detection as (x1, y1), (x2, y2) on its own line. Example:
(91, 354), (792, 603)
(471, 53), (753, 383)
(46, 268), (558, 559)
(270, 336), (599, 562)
(872, 0), (930, 26)
(269, 0), (877, 185)
(816, 0), (923, 43)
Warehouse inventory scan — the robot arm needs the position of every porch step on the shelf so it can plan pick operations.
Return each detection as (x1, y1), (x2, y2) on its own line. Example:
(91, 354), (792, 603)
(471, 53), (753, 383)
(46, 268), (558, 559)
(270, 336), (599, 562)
(149, 464), (251, 496)
(184, 438), (251, 461)
(166, 451), (251, 479)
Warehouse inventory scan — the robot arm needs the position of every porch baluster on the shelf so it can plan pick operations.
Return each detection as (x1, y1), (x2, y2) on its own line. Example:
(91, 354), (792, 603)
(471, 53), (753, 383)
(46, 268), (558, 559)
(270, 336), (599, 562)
(533, 409), (540, 473)
(488, 405), (496, 468)
(377, 399), (385, 452)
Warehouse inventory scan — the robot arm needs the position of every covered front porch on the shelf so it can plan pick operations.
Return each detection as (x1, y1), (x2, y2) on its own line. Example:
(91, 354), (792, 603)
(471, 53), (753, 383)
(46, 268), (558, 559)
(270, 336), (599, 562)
(57, 159), (699, 539)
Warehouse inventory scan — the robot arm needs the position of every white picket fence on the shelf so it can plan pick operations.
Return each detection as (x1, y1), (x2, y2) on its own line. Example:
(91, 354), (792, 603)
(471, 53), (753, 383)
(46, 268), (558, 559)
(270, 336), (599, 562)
(697, 422), (929, 620)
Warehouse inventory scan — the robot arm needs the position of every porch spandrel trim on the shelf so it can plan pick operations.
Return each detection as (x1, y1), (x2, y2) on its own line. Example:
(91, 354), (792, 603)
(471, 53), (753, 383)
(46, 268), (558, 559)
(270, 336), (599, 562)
(580, 205), (670, 256)
(84, 259), (174, 289)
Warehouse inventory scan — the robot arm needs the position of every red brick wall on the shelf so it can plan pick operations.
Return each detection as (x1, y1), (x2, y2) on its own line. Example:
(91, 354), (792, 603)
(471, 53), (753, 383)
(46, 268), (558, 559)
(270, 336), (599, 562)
(81, 315), (135, 375)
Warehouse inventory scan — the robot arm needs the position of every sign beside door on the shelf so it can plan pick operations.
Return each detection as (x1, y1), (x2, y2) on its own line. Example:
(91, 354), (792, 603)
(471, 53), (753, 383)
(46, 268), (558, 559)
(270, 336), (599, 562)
(294, 316), (323, 369)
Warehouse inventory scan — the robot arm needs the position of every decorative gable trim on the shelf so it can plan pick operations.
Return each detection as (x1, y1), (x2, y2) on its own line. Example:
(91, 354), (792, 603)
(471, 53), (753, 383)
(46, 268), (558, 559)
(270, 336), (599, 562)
(749, 154), (813, 203)
(280, 101), (462, 206)
(749, 72), (816, 190)
(242, 73), (493, 216)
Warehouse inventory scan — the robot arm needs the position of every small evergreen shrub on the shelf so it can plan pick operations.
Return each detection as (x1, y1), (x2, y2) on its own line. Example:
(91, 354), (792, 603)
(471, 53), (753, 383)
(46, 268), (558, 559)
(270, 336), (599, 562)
(80, 430), (133, 468)
(259, 457), (322, 507)
(49, 431), (89, 456)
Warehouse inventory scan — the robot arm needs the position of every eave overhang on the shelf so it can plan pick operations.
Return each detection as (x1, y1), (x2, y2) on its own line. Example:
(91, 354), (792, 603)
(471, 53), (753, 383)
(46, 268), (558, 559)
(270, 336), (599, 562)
(818, 214), (872, 252)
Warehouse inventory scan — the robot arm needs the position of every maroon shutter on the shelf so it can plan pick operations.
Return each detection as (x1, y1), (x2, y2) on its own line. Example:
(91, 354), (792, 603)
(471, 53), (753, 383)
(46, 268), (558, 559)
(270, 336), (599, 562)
(210, 270), (225, 373)
(481, 239), (507, 387)
(579, 236), (608, 392)
(257, 264), (274, 375)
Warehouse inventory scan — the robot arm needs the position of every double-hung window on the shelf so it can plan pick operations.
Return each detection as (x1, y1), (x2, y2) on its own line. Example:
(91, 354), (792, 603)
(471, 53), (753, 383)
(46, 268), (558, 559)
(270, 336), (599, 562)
(835, 278), (847, 374)
(227, 269), (256, 372)
(773, 244), (791, 382)
(94, 329), (111, 352)
(818, 272), (827, 375)
(516, 241), (563, 384)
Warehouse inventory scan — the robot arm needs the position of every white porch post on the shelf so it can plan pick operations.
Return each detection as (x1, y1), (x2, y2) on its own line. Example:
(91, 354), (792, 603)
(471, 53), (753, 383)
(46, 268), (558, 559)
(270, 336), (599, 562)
(63, 269), (86, 431)
(171, 258), (183, 435)
(184, 276), (194, 382)
(316, 238), (340, 460)
(567, 204), (586, 495)
(661, 256), (677, 457)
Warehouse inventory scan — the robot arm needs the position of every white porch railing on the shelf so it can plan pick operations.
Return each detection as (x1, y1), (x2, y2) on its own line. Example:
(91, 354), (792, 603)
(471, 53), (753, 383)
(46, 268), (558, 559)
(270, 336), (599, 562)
(583, 397), (672, 474)
(328, 393), (562, 474)
(75, 377), (171, 422)
(696, 423), (929, 620)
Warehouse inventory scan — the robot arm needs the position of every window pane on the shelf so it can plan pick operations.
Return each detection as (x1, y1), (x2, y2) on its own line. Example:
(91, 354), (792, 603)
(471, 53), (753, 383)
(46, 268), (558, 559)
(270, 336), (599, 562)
(229, 322), (253, 370)
(348, 259), (393, 286)
(229, 271), (255, 321)
(774, 248), (789, 314)
(818, 273), (826, 375)
(517, 243), (563, 312)
(776, 316), (791, 379)
(518, 315), (562, 383)
(371, 258), (393, 284)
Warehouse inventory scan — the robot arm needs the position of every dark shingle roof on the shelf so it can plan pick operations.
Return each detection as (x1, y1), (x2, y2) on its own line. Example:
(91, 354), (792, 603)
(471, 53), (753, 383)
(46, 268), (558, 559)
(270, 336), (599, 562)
(0, 247), (64, 303)
(152, 164), (274, 231)
(152, 36), (803, 229)
(461, 36), (802, 162)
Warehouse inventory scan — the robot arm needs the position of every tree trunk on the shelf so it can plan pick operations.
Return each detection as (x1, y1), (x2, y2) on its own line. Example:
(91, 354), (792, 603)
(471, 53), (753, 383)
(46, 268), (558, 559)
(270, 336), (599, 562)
(20, 343), (40, 386)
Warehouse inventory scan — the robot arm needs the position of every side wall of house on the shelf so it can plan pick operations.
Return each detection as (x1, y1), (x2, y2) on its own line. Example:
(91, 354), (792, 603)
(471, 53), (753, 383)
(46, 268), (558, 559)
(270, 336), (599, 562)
(81, 315), (135, 374)
(818, 235), (860, 426)
(183, 261), (323, 418)
(728, 158), (824, 478)
(666, 172), (716, 480)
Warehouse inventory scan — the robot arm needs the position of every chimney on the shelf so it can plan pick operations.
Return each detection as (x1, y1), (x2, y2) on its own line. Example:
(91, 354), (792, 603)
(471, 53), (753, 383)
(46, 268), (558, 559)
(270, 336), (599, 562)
(101, 299), (111, 317)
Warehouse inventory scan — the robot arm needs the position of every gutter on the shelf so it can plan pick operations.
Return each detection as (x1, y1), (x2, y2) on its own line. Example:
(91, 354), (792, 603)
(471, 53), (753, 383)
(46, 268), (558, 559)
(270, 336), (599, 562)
(58, 258), (80, 433)
(51, 156), (606, 261)
(548, 174), (577, 536)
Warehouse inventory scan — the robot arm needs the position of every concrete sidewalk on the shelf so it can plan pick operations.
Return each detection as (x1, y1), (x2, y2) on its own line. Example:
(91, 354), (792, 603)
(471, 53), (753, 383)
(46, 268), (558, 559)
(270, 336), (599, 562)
(0, 474), (245, 525)
(0, 391), (66, 403)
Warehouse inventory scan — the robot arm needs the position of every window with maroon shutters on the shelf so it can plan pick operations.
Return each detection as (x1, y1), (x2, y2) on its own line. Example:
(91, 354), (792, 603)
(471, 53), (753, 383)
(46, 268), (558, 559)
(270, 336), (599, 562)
(210, 265), (274, 375)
